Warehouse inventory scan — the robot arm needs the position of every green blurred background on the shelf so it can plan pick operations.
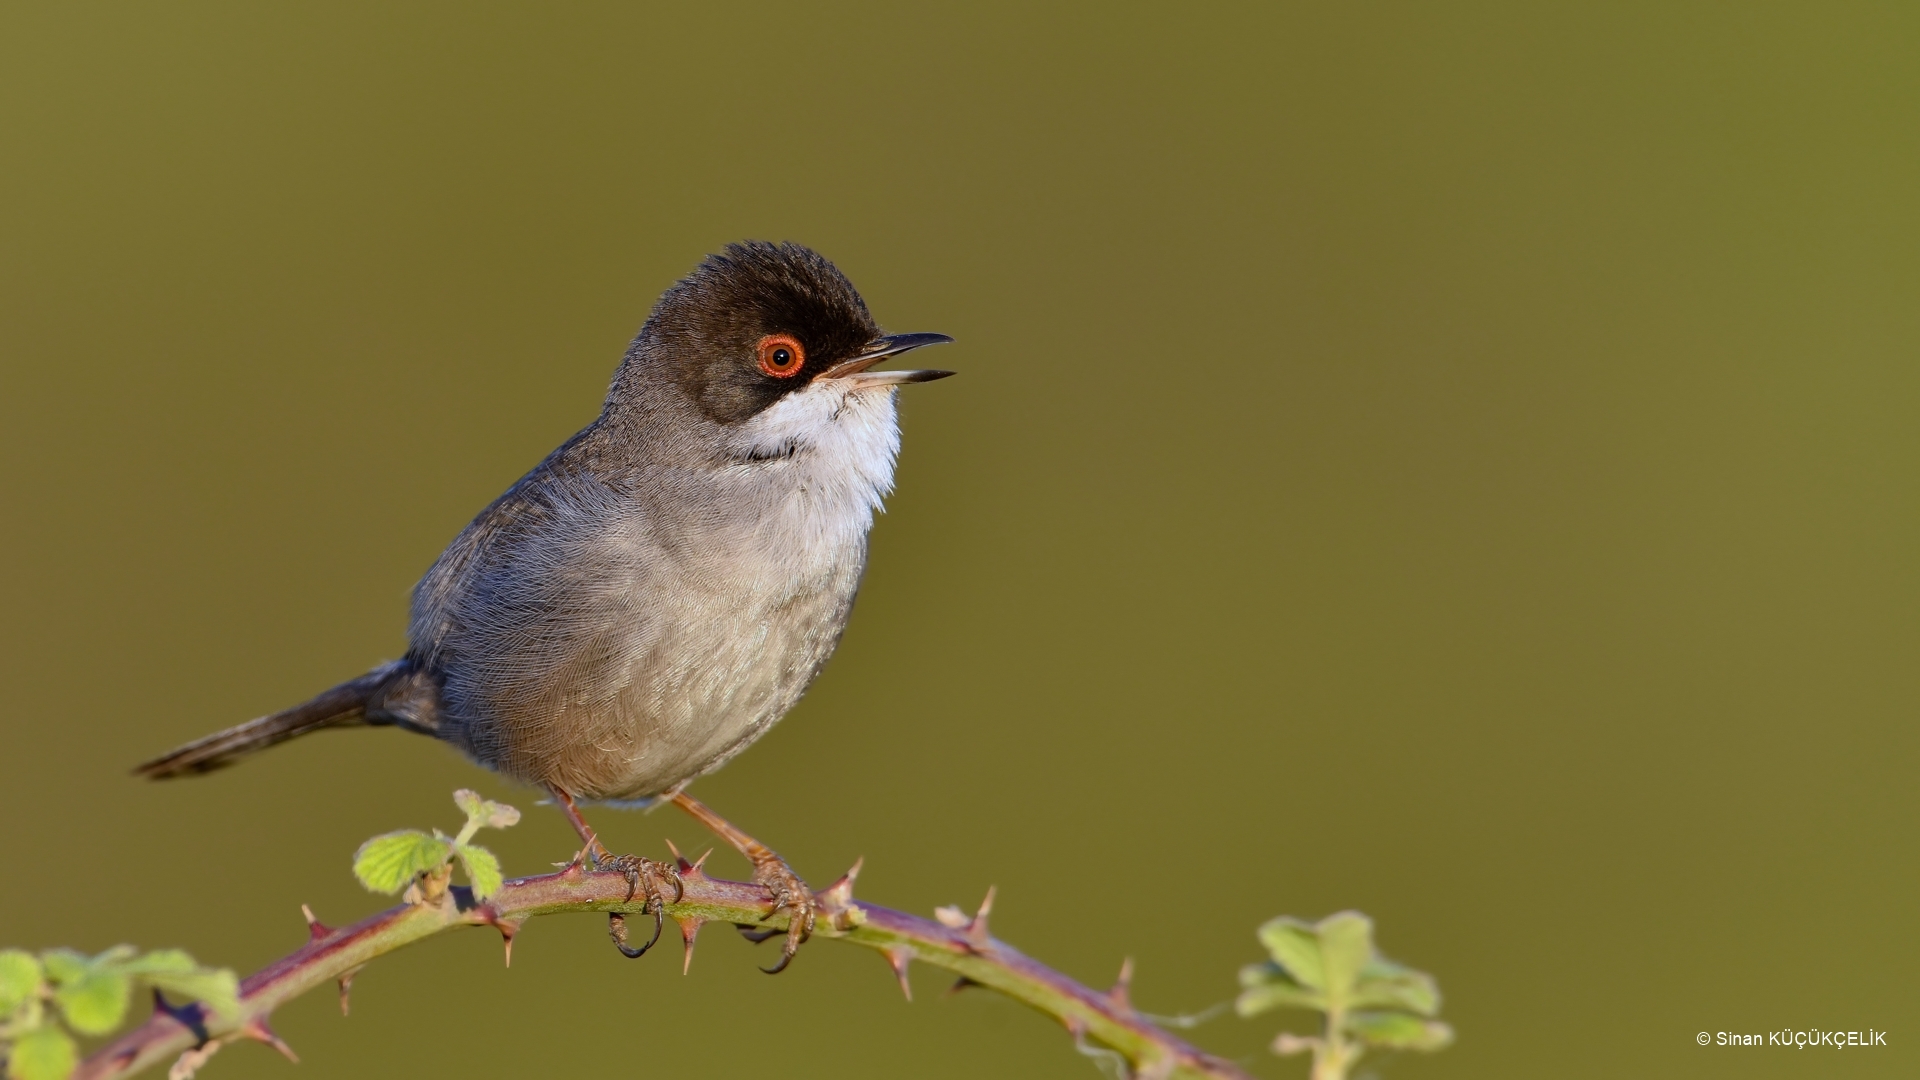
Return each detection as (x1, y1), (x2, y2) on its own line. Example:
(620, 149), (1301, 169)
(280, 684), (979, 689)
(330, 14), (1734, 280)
(2, 3), (1915, 1077)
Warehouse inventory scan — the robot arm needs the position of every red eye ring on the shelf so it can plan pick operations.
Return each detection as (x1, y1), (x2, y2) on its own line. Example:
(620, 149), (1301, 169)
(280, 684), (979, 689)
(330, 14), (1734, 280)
(757, 334), (806, 378)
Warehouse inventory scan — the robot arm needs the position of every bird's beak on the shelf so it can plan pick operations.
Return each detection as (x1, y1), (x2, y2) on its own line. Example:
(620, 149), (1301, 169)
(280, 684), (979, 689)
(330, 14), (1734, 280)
(821, 333), (956, 387)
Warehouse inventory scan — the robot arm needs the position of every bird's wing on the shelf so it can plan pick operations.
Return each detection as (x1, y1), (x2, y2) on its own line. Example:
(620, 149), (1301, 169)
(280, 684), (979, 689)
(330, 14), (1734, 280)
(408, 442), (678, 783)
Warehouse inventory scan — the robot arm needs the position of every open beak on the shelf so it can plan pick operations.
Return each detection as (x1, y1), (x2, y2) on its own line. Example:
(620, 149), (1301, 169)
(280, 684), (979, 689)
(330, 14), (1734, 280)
(821, 332), (956, 387)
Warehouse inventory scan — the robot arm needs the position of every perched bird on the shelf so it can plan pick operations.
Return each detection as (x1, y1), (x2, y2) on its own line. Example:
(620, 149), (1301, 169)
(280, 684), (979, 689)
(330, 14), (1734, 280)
(136, 241), (954, 970)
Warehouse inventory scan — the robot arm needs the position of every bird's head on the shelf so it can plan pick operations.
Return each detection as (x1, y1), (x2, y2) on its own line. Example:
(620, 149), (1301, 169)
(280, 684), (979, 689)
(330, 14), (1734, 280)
(621, 242), (952, 442)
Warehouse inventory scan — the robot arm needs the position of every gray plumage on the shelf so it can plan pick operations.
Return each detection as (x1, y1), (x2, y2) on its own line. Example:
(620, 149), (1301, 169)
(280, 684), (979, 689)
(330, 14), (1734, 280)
(138, 242), (952, 801)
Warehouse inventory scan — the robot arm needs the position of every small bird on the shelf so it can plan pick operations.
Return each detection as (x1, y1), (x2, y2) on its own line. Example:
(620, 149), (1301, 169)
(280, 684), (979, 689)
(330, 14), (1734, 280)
(136, 241), (953, 970)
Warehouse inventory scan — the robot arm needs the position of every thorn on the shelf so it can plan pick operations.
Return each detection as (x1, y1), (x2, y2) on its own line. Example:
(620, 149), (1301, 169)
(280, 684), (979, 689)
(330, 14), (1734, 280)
(1137, 1055), (1178, 1080)
(496, 919), (522, 967)
(300, 904), (332, 940)
(1066, 1016), (1140, 1077)
(819, 856), (863, 918)
(964, 886), (995, 949)
(675, 915), (705, 975)
(946, 975), (983, 997)
(555, 838), (596, 876)
(934, 889), (996, 941)
(817, 853), (864, 930)
(238, 1016), (299, 1063)
(1108, 957), (1135, 1012)
(883, 947), (913, 1001)
(662, 837), (712, 878)
(336, 966), (363, 1016)
(167, 1037), (223, 1080)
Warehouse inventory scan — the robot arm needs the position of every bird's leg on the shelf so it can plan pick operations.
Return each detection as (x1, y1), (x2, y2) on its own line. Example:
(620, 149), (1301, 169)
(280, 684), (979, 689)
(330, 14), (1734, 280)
(551, 786), (610, 862)
(550, 786), (682, 960)
(668, 791), (816, 973)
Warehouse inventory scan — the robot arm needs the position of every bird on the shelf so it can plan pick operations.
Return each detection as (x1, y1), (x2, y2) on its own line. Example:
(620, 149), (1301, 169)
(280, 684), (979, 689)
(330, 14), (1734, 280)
(135, 241), (954, 971)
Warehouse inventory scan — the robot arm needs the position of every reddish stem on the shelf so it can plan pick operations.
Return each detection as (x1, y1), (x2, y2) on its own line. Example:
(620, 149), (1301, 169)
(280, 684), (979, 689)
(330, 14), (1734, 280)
(73, 863), (1248, 1080)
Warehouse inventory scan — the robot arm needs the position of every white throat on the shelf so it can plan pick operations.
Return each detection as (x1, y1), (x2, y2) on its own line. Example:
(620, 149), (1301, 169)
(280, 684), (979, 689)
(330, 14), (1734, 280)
(716, 379), (904, 572)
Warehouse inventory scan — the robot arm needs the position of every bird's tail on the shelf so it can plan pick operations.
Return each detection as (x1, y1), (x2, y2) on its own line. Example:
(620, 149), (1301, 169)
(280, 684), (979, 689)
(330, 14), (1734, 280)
(134, 660), (409, 779)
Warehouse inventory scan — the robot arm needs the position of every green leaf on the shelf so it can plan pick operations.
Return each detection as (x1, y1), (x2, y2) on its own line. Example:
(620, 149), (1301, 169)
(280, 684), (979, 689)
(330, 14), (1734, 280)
(1356, 955), (1413, 981)
(8, 1022), (77, 1080)
(454, 842), (504, 899)
(0, 950), (41, 1014)
(453, 790), (521, 831)
(143, 969), (240, 1021)
(352, 830), (453, 894)
(1238, 960), (1284, 988)
(1256, 917), (1326, 990)
(35, 952), (86, 987)
(38, 948), (137, 1037)
(1236, 959), (1328, 1016)
(1349, 965), (1440, 1015)
(1235, 979), (1327, 1017)
(1316, 912), (1374, 1004)
(1343, 1011), (1455, 1052)
(113, 951), (190, 975)
(115, 952), (240, 1021)
(51, 967), (131, 1036)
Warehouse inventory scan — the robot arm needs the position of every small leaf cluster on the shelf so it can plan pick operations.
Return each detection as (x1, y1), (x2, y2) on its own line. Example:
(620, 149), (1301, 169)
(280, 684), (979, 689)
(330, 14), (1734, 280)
(1237, 912), (1452, 1079)
(0, 947), (238, 1080)
(353, 789), (521, 901)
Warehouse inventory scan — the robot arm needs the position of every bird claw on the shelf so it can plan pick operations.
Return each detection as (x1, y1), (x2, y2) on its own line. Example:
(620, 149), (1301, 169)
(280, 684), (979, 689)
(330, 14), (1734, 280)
(596, 852), (682, 960)
(608, 910), (661, 959)
(748, 854), (816, 974)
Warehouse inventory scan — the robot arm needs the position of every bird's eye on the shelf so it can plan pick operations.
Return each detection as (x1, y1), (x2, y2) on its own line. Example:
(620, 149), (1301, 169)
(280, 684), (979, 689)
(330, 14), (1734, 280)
(757, 334), (806, 378)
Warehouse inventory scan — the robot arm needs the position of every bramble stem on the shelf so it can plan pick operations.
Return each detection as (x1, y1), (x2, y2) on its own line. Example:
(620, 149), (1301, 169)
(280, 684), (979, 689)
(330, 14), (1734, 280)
(72, 856), (1248, 1080)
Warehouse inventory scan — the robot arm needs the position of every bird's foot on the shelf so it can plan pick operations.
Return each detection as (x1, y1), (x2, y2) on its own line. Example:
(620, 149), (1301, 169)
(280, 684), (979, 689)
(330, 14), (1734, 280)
(664, 790), (816, 973)
(597, 852), (684, 959)
(741, 852), (817, 974)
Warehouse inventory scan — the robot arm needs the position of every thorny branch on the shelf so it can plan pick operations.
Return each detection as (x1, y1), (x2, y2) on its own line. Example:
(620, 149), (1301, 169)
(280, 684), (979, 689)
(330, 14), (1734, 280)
(71, 850), (1250, 1080)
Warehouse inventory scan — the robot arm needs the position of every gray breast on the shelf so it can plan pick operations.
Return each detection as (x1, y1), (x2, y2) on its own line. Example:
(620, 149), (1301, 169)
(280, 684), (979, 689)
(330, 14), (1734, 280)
(408, 378), (904, 801)
(421, 472), (864, 799)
